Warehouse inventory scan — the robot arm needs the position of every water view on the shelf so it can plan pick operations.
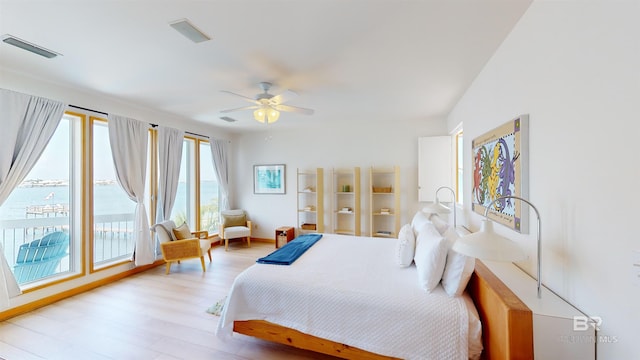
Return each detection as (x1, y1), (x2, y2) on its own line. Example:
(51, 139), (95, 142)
(1, 179), (219, 284)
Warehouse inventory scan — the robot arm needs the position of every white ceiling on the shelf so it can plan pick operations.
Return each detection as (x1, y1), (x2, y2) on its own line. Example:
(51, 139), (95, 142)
(0, 0), (531, 133)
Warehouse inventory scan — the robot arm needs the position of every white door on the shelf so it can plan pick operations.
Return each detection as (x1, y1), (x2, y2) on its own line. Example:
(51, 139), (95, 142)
(418, 136), (452, 202)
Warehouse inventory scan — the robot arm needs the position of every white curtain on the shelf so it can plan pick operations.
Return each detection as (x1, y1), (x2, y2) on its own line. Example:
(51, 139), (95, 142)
(0, 88), (66, 309)
(107, 114), (153, 266)
(156, 126), (184, 222)
(210, 139), (230, 211)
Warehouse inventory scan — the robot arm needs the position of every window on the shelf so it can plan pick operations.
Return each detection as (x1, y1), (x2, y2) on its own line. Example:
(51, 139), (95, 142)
(91, 118), (137, 268)
(199, 142), (219, 233)
(1, 114), (83, 286)
(172, 138), (196, 229)
(455, 130), (463, 204)
(0, 106), (219, 293)
(168, 137), (219, 233)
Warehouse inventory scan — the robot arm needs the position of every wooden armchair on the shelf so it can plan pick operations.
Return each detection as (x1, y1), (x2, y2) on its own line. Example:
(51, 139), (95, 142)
(150, 220), (211, 274)
(220, 210), (252, 251)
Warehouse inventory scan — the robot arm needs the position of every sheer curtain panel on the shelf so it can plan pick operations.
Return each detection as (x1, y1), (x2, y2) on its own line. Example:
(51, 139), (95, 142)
(156, 126), (184, 223)
(107, 114), (153, 266)
(0, 88), (66, 308)
(210, 138), (230, 211)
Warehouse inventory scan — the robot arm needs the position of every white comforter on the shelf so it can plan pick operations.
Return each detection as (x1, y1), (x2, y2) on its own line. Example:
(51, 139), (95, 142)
(216, 233), (473, 359)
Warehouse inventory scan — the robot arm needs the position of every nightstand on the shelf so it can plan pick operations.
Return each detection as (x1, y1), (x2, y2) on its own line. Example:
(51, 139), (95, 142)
(275, 226), (295, 248)
(481, 260), (596, 359)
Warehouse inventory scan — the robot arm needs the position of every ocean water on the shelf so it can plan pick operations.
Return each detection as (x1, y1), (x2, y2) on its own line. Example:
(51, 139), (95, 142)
(0, 181), (218, 273)
(0, 181), (218, 220)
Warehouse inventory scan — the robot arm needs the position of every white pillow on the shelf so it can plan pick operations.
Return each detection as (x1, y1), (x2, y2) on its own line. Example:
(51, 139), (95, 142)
(429, 213), (450, 235)
(441, 228), (475, 297)
(413, 223), (448, 292)
(396, 224), (416, 267)
(411, 211), (431, 236)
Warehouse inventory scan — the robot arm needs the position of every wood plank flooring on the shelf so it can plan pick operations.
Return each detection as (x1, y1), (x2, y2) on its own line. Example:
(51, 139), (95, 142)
(0, 242), (339, 360)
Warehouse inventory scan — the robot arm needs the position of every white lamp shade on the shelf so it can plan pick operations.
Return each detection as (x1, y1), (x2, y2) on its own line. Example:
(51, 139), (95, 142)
(267, 108), (280, 123)
(254, 108), (266, 123)
(452, 219), (526, 262)
(254, 108), (280, 123)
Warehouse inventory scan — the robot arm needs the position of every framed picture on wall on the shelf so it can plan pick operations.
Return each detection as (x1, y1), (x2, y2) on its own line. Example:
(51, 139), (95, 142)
(471, 115), (529, 233)
(254, 164), (286, 194)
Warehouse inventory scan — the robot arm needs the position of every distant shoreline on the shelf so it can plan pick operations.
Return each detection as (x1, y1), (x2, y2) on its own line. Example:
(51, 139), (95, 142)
(19, 179), (116, 188)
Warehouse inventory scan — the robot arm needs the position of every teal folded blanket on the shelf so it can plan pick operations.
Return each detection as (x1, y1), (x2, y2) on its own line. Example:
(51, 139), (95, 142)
(256, 233), (323, 265)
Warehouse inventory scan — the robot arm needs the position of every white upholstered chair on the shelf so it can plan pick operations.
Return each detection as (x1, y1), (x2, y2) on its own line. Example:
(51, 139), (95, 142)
(150, 220), (212, 274)
(220, 209), (252, 251)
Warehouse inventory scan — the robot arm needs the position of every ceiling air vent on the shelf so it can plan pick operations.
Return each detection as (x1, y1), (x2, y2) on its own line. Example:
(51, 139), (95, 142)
(1, 34), (61, 58)
(220, 116), (237, 123)
(169, 19), (211, 43)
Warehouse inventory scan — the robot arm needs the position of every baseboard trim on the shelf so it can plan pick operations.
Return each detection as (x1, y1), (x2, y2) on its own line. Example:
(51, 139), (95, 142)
(210, 237), (274, 246)
(251, 237), (275, 244)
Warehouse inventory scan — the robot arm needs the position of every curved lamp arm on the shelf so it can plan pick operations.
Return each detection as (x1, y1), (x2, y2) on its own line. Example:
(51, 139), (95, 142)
(483, 195), (542, 298)
(422, 186), (457, 228)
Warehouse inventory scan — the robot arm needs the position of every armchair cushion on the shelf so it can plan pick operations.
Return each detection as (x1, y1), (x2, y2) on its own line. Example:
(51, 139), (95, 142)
(222, 213), (247, 227)
(224, 226), (251, 239)
(173, 223), (193, 240)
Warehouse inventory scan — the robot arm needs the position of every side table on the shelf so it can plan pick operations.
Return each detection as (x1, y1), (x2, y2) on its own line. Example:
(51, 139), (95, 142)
(275, 226), (295, 248)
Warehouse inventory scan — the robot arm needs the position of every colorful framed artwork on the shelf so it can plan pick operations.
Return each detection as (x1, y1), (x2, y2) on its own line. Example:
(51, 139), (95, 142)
(254, 164), (286, 194)
(472, 115), (529, 233)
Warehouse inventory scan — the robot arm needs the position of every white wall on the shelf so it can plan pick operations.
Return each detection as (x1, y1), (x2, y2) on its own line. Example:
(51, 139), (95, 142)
(447, 1), (640, 358)
(232, 118), (449, 239)
(0, 68), (231, 139)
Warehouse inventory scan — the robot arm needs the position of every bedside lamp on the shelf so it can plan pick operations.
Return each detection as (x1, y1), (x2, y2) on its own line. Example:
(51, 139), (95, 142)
(422, 186), (457, 228)
(453, 195), (543, 298)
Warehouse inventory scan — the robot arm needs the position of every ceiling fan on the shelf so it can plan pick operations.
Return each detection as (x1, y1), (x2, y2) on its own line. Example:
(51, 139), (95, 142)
(220, 82), (314, 124)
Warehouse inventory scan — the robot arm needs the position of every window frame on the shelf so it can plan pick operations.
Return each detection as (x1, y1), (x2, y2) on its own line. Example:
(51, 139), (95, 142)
(3, 112), (87, 292)
(455, 129), (463, 205)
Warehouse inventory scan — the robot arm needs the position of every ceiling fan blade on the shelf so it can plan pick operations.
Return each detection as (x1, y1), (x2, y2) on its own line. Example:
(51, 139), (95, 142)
(269, 90), (298, 105)
(274, 104), (315, 115)
(220, 105), (260, 113)
(220, 90), (258, 104)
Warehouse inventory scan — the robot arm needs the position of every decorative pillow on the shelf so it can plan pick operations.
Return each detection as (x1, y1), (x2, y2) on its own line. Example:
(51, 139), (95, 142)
(441, 228), (475, 297)
(173, 223), (192, 240)
(413, 223), (448, 292)
(410, 211), (431, 236)
(222, 213), (246, 227)
(396, 224), (416, 267)
(155, 222), (177, 241)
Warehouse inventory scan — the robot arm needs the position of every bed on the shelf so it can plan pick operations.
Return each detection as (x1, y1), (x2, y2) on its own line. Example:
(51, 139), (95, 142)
(216, 227), (533, 359)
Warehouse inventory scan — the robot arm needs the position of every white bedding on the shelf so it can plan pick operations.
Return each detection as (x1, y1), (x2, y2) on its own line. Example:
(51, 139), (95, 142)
(216, 233), (480, 359)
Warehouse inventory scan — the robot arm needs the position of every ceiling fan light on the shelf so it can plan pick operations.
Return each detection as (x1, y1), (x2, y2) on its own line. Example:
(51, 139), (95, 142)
(253, 109), (266, 123)
(267, 109), (280, 123)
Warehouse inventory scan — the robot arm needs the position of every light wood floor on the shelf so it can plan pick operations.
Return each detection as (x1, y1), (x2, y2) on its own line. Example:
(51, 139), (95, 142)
(0, 241), (339, 360)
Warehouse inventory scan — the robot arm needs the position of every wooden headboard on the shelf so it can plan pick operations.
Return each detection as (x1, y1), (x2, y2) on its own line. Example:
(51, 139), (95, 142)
(469, 260), (534, 360)
(234, 260), (534, 359)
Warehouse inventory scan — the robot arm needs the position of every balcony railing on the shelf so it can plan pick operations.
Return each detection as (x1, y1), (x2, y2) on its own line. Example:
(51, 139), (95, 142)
(93, 213), (135, 264)
(1, 213), (136, 283)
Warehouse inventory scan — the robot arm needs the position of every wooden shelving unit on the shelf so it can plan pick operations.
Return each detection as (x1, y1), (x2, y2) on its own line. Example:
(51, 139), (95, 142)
(331, 167), (361, 236)
(297, 168), (324, 234)
(369, 166), (400, 238)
